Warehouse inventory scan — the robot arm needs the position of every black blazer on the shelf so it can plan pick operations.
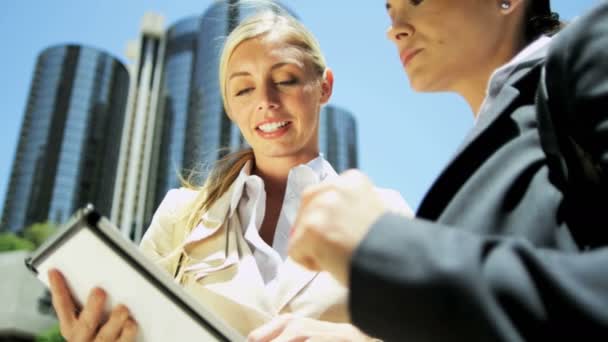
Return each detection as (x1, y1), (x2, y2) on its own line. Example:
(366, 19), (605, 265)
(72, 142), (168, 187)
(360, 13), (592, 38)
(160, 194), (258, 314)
(349, 4), (608, 341)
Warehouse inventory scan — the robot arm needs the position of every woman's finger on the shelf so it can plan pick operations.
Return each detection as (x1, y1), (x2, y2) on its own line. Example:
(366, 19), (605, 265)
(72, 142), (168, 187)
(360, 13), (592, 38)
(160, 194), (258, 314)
(117, 318), (138, 342)
(70, 287), (107, 341)
(95, 304), (130, 341)
(48, 269), (77, 334)
(299, 182), (334, 211)
(247, 314), (293, 342)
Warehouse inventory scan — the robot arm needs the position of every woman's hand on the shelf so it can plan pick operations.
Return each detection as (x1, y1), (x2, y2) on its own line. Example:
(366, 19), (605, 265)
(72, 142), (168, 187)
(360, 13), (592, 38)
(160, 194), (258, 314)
(48, 269), (138, 341)
(247, 314), (376, 342)
(289, 170), (392, 286)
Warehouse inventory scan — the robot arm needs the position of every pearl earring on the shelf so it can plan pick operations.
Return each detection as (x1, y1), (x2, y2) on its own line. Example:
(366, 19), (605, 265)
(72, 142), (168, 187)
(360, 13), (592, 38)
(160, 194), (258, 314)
(500, 0), (511, 10)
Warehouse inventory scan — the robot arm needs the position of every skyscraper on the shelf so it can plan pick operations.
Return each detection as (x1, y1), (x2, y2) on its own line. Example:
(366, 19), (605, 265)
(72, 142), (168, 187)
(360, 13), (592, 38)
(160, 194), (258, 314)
(319, 105), (358, 172)
(111, 13), (166, 239)
(1, 45), (129, 232)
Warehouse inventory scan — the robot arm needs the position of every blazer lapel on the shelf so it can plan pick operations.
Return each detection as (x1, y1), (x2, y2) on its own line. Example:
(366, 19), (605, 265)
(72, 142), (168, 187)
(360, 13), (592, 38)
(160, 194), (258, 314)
(271, 257), (319, 313)
(182, 181), (239, 245)
(417, 64), (540, 220)
(457, 87), (520, 158)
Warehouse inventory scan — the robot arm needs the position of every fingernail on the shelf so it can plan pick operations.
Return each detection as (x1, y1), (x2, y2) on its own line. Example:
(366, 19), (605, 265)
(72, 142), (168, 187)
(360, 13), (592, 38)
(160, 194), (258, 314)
(93, 287), (107, 298)
(48, 269), (57, 282)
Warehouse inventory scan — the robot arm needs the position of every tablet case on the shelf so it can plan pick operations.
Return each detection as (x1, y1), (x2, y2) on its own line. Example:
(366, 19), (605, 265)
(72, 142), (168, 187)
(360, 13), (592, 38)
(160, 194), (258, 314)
(25, 204), (244, 342)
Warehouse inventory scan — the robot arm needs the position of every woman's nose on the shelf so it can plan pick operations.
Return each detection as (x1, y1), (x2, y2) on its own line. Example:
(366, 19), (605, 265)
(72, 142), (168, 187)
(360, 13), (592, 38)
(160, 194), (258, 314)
(257, 101), (279, 111)
(257, 86), (280, 111)
(386, 23), (414, 43)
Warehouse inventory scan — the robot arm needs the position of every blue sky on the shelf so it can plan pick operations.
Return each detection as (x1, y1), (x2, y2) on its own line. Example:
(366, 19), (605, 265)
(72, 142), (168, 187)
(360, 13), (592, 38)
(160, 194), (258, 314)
(0, 0), (602, 215)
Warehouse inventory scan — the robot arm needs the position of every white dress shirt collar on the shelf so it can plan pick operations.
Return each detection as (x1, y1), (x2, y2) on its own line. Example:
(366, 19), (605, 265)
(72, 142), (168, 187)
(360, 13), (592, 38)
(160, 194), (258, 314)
(227, 154), (337, 283)
(228, 154), (336, 217)
(476, 35), (553, 122)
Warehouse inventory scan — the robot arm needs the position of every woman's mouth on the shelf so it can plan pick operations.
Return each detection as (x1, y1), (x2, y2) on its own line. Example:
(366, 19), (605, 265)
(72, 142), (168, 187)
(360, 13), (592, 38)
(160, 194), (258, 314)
(400, 48), (423, 67)
(256, 120), (291, 138)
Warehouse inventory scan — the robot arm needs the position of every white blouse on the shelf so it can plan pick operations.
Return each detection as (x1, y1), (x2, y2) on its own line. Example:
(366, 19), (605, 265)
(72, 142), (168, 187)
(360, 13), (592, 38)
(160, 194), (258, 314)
(227, 155), (337, 284)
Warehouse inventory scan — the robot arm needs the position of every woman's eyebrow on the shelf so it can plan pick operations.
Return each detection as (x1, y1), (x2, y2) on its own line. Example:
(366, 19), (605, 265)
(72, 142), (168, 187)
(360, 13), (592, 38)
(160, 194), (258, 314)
(271, 62), (291, 71)
(228, 61), (301, 82)
(271, 58), (305, 70)
(228, 71), (250, 81)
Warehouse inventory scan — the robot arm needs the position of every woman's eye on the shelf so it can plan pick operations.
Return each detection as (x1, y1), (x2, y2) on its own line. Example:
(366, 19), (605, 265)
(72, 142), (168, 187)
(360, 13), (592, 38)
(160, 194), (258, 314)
(235, 87), (253, 96)
(276, 78), (298, 86)
(409, 0), (424, 6)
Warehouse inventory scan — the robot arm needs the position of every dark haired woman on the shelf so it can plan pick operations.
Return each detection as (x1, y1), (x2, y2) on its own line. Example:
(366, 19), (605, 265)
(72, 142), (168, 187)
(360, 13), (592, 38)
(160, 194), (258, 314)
(281, 1), (608, 341)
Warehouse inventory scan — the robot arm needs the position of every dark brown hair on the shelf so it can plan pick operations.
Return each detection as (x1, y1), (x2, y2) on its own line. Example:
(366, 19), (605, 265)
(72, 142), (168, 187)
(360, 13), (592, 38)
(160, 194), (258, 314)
(524, 0), (562, 43)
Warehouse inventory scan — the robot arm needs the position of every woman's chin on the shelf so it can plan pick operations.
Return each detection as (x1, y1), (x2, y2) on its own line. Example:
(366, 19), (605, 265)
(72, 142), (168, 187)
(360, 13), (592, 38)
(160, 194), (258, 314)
(255, 147), (320, 164)
(409, 77), (445, 93)
(254, 146), (298, 159)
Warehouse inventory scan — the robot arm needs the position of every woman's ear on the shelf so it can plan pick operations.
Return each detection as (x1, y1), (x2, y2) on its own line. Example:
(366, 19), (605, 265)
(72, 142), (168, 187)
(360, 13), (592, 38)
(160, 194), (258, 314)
(499, 0), (524, 15)
(320, 68), (334, 104)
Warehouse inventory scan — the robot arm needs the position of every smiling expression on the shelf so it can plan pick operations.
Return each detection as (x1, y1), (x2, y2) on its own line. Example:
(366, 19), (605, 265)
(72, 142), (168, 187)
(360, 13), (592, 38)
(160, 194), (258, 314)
(225, 35), (331, 162)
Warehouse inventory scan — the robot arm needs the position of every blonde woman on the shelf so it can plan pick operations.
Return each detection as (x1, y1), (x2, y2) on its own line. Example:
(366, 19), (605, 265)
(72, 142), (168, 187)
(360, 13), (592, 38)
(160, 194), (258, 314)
(48, 8), (406, 341)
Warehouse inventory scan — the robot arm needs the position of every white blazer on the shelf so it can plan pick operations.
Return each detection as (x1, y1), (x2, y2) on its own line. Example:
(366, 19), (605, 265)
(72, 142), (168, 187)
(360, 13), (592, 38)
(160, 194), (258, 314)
(139, 183), (349, 335)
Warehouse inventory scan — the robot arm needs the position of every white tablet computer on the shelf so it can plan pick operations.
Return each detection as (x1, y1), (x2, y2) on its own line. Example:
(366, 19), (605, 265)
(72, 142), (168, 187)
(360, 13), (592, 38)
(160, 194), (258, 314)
(25, 204), (244, 342)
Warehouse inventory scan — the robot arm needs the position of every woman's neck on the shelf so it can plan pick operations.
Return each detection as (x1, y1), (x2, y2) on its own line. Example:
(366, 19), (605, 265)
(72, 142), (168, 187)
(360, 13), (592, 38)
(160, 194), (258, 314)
(252, 152), (319, 194)
(458, 73), (494, 116)
(459, 48), (521, 116)
(459, 26), (527, 116)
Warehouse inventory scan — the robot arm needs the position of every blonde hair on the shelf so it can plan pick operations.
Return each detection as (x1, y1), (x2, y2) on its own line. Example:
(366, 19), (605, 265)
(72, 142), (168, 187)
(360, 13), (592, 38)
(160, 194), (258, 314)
(183, 2), (328, 231)
(219, 7), (327, 112)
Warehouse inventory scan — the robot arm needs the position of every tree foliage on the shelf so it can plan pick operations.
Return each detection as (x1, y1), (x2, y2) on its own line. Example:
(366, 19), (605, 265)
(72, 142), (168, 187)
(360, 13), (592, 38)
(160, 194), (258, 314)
(23, 221), (58, 248)
(0, 221), (58, 252)
(35, 324), (65, 342)
(0, 232), (35, 252)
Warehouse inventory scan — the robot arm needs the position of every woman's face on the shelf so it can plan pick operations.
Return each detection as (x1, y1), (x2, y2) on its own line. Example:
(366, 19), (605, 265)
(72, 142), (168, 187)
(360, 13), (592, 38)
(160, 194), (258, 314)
(225, 35), (331, 162)
(385, 0), (513, 92)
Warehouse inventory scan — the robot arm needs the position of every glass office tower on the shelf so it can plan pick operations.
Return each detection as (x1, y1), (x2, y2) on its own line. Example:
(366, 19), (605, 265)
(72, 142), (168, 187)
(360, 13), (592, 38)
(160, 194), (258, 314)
(111, 13), (166, 240)
(1, 45), (129, 232)
(153, 14), (207, 218)
(319, 105), (359, 172)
